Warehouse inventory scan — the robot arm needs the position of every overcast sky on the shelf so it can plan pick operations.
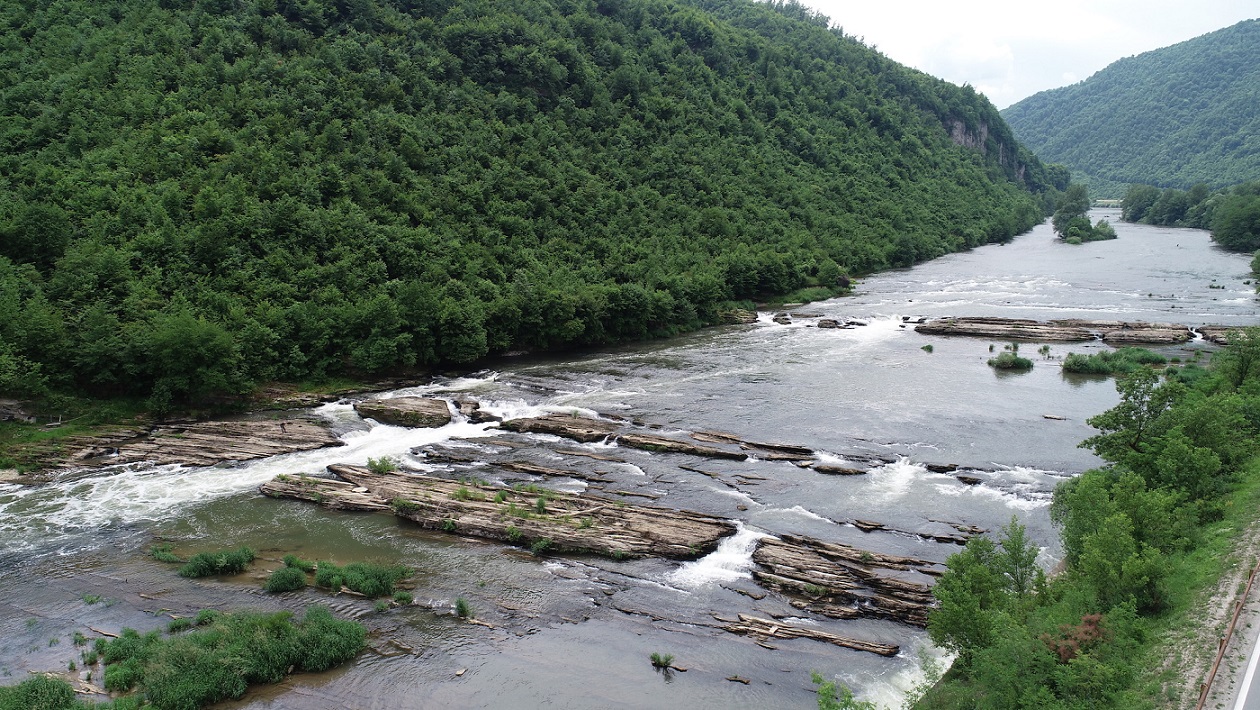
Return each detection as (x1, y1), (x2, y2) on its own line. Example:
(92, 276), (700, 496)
(798, 1), (1259, 110)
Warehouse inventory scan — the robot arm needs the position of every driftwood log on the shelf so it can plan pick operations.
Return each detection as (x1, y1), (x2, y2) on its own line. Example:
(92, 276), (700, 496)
(719, 614), (899, 657)
(261, 464), (736, 560)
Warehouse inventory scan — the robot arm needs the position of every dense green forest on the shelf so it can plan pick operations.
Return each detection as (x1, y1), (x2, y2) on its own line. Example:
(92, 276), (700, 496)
(919, 331), (1260, 708)
(0, 0), (1059, 409)
(1121, 181), (1260, 252)
(1002, 19), (1260, 197)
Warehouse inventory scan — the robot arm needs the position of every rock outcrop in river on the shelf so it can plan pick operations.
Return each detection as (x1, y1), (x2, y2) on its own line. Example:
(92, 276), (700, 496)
(915, 316), (1196, 344)
(18, 418), (342, 474)
(262, 463), (737, 560)
(353, 397), (453, 428)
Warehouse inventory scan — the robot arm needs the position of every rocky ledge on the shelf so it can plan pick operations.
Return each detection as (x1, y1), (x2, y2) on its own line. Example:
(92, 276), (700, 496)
(262, 464), (737, 560)
(915, 316), (1197, 344)
(353, 397), (453, 428)
(19, 419), (342, 474)
(752, 534), (939, 627)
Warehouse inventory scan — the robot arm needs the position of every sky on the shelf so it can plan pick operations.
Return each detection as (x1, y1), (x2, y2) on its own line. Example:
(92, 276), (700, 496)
(798, 0), (1259, 110)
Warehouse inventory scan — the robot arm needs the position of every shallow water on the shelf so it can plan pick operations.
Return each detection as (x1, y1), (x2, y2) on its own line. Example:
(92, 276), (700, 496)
(1, 212), (1254, 707)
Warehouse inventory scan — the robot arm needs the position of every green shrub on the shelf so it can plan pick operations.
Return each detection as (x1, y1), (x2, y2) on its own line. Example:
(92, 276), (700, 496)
(314, 561), (410, 598)
(374, 600), (390, 613)
(264, 567), (307, 593)
(177, 547), (255, 578)
(392, 591), (413, 605)
(193, 610), (221, 626)
(530, 538), (553, 556)
(366, 456), (397, 474)
(150, 544), (182, 563)
(987, 352), (1034, 370)
(1062, 347), (1166, 375)
(94, 607), (364, 710)
(167, 618), (193, 633)
(0, 674), (77, 710)
(649, 652), (674, 668)
(390, 498), (420, 515)
(455, 597), (472, 618)
(282, 554), (316, 572)
(921, 344), (934, 353)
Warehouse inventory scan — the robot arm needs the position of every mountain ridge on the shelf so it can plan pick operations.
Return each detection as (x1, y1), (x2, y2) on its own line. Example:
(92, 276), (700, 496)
(1001, 18), (1260, 196)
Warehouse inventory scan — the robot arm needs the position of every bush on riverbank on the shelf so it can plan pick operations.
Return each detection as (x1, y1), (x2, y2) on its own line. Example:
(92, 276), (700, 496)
(96, 606), (364, 710)
(918, 328), (1260, 708)
(0, 674), (141, 710)
(1062, 347), (1166, 375)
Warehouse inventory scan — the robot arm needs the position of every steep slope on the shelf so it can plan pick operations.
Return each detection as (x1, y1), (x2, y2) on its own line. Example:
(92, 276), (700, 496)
(1002, 19), (1260, 196)
(0, 0), (1057, 405)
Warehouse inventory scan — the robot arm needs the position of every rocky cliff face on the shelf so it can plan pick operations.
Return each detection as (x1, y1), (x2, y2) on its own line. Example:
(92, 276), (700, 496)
(947, 119), (1026, 183)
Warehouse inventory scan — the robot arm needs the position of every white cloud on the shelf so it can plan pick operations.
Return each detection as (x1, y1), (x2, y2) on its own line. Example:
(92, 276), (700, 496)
(799, 0), (1259, 108)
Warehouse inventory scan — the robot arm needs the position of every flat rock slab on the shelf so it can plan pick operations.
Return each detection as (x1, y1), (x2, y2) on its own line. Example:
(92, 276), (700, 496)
(721, 614), (899, 657)
(500, 414), (620, 442)
(916, 316), (1200, 344)
(260, 475), (390, 511)
(354, 397), (452, 428)
(501, 414), (748, 460)
(752, 534), (938, 627)
(90, 418), (340, 469)
(262, 464), (737, 561)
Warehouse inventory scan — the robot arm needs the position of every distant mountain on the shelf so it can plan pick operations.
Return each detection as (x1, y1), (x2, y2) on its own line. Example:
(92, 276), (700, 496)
(1002, 19), (1260, 197)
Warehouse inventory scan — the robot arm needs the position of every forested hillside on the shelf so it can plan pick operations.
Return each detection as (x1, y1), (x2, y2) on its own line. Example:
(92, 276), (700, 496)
(0, 0), (1058, 408)
(1002, 19), (1260, 197)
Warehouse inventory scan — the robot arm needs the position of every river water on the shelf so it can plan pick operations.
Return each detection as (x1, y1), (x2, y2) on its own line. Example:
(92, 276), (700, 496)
(0, 211), (1255, 708)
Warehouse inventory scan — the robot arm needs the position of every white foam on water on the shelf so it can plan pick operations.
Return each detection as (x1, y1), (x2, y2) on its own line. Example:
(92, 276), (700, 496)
(865, 457), (927, 500)
(860, 642), (955, 709)
(663, 524), (770, 590)
(0, 417), (503, 558)
(964, 482), (1050, 511)
(711, 488), (759, 508)
(612, 463), (646, 476)
(813, 451), (859, 466)
(761, 505), (834, 524)
(383, 372), (500, 398)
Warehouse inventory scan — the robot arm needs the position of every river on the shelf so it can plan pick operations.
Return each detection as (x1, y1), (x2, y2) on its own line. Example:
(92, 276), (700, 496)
(0, 210), (1255, 708)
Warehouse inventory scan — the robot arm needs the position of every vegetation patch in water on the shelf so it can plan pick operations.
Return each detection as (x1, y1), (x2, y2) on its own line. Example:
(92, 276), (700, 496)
(177, 547), (255, 578)
(986, 352), (1033, 370)
(90, 607), (364, 710)
(264, 567), (308, 593)
(314, 561), (410, 598)
(1062, 347), (1166, 375)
